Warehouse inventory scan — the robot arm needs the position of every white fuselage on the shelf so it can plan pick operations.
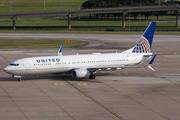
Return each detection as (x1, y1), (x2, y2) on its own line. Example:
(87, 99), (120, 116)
(4, 52), (151, 76)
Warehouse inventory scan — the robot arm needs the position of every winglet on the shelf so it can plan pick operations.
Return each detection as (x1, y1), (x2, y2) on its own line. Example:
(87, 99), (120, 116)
(147, 55), (156, 71)
(147, 65), (155, 71)
(149, 55), (156, 65)
(56, 44), (64, 56)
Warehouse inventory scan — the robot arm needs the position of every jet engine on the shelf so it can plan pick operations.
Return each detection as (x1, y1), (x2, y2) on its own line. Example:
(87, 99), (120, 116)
(72, 69), (91, 78)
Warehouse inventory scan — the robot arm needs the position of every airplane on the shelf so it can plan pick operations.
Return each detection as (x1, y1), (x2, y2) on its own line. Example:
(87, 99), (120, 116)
(4, 22), (161, 81)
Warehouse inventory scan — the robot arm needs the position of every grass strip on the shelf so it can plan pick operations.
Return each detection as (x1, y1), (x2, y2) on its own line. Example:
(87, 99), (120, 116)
(0, 38), (88, 49)
(0, 30), (179, 35)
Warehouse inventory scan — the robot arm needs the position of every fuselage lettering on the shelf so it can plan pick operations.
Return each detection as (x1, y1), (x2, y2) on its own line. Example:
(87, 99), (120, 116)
(41, 59), (45, 62)
(36, 60), (40, 63)
(36, 58), (60, 63)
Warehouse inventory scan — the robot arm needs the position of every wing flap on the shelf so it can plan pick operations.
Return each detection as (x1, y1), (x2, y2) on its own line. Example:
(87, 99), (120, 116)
(86, 65), (145, 72)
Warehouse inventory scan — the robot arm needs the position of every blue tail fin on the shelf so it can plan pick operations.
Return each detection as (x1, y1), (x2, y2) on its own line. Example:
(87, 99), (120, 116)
(132, 22), (156, 53)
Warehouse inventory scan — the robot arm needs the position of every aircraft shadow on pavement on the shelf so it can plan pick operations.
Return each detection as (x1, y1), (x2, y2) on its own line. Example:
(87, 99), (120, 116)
(0, 73), (115, 83)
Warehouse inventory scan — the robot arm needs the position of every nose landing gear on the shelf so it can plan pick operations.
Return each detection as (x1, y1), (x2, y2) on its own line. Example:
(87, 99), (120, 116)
(13, 75), (22, 82)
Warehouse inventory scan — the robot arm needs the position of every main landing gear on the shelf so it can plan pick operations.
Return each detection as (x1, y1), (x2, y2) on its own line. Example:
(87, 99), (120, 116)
(89, 74), (96, 79)
(18, 78), (22, 82)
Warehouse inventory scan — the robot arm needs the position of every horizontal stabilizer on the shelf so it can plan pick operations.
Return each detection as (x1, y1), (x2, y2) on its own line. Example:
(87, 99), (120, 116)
(144, 53), (176, 57)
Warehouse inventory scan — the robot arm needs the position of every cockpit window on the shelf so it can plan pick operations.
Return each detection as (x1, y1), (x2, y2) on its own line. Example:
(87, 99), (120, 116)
(10, 63), (19, 66)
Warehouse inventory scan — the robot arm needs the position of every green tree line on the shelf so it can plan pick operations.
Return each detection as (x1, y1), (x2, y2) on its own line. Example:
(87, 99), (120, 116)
(81, 0), (158, 8)
(81, 0), (179, 20)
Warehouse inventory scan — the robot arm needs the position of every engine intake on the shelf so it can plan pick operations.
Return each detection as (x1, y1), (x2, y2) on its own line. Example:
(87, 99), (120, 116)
(72, 69), (90, 78)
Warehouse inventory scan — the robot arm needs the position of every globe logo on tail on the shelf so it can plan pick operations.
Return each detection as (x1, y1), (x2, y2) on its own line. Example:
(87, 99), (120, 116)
(132, 36), (150, 53)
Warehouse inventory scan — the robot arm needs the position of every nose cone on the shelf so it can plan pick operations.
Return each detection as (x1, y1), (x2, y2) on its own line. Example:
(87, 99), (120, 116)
(4, 66), (11, 74)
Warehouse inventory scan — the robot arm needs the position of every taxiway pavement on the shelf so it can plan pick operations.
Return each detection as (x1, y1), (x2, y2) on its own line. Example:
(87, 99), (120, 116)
(0, 33), (180, 120)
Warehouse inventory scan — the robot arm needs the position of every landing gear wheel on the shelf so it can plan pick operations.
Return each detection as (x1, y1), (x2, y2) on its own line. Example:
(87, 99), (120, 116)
(18, 78), (22, 82)
(89, 74), (96, 79)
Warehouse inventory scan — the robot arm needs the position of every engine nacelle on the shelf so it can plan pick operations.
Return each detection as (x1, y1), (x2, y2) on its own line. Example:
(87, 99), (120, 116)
(72, 69), (91, 78)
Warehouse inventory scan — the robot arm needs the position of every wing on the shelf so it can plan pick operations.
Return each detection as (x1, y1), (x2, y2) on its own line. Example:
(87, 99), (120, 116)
(86, 65), (145, 72)
(70, 53), (176, 73)
(87, 55), (158, 72)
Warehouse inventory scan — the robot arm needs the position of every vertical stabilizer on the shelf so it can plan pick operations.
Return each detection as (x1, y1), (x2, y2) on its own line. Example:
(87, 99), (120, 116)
(132, 22), (156, 53)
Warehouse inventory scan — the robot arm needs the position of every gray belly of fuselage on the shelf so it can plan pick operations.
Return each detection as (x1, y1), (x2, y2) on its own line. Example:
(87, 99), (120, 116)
(12, 68), (70, 76)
